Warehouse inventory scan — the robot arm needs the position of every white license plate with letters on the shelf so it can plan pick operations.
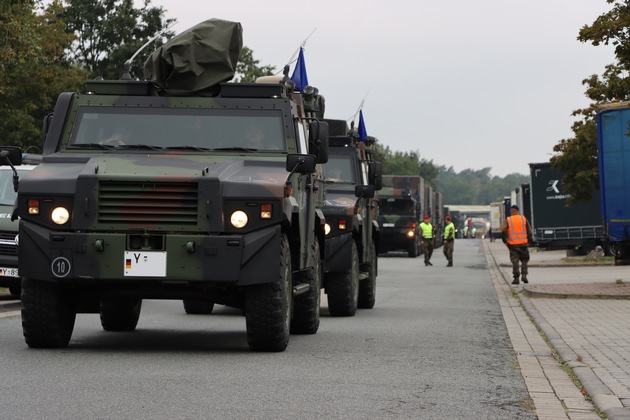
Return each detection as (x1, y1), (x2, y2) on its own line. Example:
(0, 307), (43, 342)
(124, 251), (167, 277)
(0, 267), (19, 277)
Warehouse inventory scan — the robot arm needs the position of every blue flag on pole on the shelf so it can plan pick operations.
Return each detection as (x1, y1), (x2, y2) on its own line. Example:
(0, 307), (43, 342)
(358, 110), (368, 143)
(291, 47), (309, 91)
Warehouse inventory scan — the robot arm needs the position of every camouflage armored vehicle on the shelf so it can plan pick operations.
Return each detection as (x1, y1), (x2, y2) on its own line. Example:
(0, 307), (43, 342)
(13, 19), (328, 352)
(321, 119), (381, 316)
(0, 152), (39, 296)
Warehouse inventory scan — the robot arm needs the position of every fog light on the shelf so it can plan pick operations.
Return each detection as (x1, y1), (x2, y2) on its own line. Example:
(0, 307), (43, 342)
(28, 199), (39, 215)
(407, 230), (415, 238)
(260, 204), (272, 219)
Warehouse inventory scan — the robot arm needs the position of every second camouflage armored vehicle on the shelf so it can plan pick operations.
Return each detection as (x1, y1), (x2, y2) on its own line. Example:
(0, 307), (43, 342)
(321, 119), (381, 316)
(14, 19), (328, 352)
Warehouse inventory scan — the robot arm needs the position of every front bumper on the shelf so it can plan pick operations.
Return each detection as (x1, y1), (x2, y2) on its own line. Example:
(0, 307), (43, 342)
(378, 227), (416, 252)
(19, 221), (282, 286)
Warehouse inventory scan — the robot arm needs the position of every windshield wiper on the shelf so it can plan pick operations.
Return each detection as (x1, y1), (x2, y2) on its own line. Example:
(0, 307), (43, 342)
(116, 144), (163, 151)
(212, 147), (257, 152)
(71, 143), (116, 150)
(116, 144), (163, 150)
(165, 146), (211, 151)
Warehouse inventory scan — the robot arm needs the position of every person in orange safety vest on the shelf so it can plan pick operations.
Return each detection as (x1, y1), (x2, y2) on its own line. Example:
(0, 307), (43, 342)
(502, 205), (533, 285)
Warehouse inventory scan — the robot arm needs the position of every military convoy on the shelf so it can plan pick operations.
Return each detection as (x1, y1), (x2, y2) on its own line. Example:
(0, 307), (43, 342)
(320, 119), (381, 316)
(0, 18), (395, 352)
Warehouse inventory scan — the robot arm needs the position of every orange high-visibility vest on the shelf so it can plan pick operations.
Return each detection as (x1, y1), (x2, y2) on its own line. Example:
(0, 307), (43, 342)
(506, 215), (528, 245)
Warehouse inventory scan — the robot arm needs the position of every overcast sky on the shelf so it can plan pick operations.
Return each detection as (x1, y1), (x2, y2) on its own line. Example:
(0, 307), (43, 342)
(145, 0), (615, 177)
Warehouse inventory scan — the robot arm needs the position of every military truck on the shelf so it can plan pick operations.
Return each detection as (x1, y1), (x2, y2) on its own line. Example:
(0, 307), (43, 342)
(0, 153), (40, 296)
(377, 175), (424, 257)
(320, 119), (381, 316)
(12, 19), (328, 352)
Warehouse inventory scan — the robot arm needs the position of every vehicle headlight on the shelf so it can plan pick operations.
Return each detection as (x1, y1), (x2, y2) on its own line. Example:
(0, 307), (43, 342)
(407, 230), (415, 238)
(51, 207), (70, 225)
(230, 210), (248, 228)
(324, 223), (331, 235)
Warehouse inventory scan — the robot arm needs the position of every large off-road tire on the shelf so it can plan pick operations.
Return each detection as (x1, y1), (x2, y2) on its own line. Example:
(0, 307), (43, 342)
(245, 234), (292, 352)
(100, 298), (142, 332)
(408, 238), (419, 258)
(358, 240), (377, 309)
(291, 240), (321, 334)
(21, 278), (76, 348)
(183, 300), (215, 315)
(327, 241), (359, 317)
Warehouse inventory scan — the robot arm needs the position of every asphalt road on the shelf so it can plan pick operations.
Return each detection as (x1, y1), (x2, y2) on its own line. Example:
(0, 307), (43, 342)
(0, 239), (534, 419)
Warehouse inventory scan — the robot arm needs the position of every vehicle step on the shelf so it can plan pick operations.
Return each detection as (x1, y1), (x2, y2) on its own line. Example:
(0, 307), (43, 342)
(293, 283), (310, 296)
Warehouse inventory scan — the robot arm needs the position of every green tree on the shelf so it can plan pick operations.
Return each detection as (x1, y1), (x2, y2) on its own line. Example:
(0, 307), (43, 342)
(0, 0), (87, 151)
(372, 144), (439, 187)
(62, 0), (175, 80)
(234, 47), (275, 83)
(436, 167), (527, 205)
(552, 1), (630, 202)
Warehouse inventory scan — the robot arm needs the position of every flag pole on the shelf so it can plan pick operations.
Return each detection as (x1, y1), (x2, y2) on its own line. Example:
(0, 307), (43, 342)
(286, 28), (317, 66)
(347, 87), (371, 124)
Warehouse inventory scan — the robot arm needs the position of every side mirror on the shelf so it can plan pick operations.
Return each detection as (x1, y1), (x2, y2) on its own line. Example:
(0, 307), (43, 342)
(369, 161), (382, 190)
(0, 147), (23, 166)
(286, 154), (317, 175)
(308, 120), (329, 163)
(355, 184), (375, 198)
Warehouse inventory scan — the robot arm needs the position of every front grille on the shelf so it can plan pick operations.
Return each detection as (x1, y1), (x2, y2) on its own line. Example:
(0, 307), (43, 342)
(0, 231), (17, 256)
(98, 181), (199, 225)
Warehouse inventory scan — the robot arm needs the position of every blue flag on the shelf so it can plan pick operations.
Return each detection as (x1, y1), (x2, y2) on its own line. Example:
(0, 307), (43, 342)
(291, 47), (309, 91)
(358, 110), (368, 143)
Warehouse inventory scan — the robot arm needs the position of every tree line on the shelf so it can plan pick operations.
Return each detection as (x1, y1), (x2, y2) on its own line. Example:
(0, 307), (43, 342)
(371, 144), (528, 205)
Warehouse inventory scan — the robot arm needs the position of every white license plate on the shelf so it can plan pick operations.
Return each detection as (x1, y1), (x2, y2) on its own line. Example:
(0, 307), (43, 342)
(124, 251), (167, 277)
(0, 267), (19, 277)
(383, 223), (395, 227)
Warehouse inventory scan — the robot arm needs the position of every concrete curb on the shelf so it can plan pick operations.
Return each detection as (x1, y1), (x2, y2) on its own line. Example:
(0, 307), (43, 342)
(522, 289), (630, 300)
(499, 263), (613, 268)
(487, 247), (630, 419)
(0, 301), (21, 314)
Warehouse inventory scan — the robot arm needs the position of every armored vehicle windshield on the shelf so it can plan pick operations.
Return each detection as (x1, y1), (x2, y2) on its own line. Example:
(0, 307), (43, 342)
(379, 198), (415, 216)
(323, 155), (356, 183)
(69, 107), (286, 151)
(0, 167), (32, 206)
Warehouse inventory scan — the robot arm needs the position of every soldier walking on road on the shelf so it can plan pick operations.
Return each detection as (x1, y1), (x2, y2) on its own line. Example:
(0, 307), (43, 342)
(443, 215), (455, 267)
(420, 215), (435, 266)
(502, 205), (533, 285)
